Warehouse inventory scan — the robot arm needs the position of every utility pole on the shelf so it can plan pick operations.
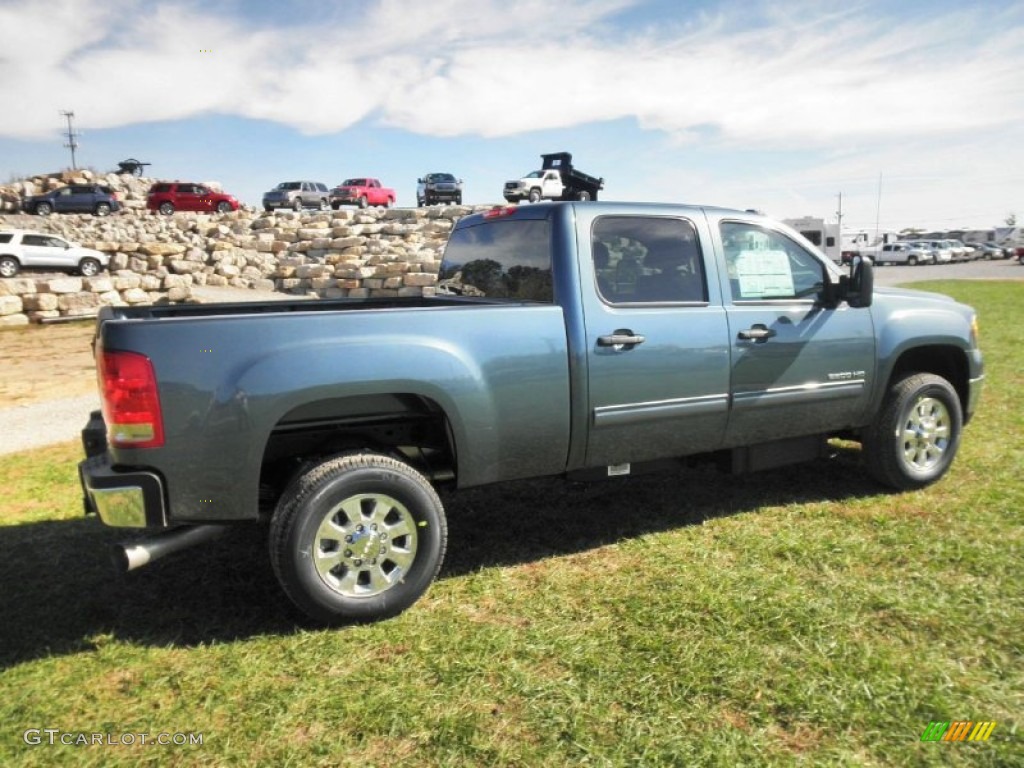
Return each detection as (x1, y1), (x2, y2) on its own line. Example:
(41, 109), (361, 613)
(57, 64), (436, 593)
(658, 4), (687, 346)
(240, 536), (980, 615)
(60, 110), (79, 170)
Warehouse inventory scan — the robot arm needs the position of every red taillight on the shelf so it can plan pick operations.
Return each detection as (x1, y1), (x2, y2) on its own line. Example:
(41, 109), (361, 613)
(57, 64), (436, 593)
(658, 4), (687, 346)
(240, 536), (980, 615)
(99, 350), (164, 448)
(484, 206), (518, 219)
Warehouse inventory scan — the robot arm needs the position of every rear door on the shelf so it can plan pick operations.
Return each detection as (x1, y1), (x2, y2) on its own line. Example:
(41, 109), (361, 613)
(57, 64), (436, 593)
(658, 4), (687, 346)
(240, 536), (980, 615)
(578, 211), (731, 467)
(715, 219), (876, 446)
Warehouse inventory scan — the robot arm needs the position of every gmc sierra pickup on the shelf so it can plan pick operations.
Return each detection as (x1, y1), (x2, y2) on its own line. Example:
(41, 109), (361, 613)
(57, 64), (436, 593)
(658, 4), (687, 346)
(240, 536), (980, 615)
(78, 201), (984, 624)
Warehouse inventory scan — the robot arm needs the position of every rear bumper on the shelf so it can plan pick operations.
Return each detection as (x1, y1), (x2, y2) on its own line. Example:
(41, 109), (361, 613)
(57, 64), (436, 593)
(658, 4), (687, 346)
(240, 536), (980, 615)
(79, 411), (166, 528)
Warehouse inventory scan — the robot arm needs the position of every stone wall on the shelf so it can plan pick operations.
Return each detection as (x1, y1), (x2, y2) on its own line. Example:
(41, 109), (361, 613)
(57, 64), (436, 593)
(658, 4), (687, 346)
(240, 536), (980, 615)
(0, 204), (485, 325)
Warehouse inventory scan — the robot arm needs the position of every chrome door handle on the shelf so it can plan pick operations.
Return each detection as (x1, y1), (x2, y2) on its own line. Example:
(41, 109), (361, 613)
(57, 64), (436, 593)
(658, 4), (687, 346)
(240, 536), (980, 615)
(737, 325), (777, 342)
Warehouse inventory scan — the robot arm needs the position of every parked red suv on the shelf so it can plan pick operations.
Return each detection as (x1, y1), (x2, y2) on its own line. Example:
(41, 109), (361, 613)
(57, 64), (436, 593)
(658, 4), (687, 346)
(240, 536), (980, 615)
(146, 182), (240, 215)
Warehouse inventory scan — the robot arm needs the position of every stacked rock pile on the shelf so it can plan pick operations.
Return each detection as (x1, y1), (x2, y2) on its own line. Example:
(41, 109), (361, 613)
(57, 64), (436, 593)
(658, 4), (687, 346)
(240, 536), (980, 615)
(0, 204), (483, 325)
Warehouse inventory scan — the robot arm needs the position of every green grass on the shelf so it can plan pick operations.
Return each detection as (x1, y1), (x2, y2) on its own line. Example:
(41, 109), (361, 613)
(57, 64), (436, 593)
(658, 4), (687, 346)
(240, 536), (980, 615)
(1, 281), (1021, 766)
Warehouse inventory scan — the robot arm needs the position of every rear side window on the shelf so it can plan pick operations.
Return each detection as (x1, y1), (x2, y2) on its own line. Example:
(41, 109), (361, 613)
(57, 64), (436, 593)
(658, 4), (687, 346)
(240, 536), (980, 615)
(592, 216), (706, 303)
(438, 219), (553, 302)
(0, 234), (12, 243)
(150, 184), (170, 193)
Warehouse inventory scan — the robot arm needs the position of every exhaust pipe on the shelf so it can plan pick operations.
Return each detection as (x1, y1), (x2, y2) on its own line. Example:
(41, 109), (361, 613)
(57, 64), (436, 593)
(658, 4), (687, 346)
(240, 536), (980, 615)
(114, 524), (230, 572)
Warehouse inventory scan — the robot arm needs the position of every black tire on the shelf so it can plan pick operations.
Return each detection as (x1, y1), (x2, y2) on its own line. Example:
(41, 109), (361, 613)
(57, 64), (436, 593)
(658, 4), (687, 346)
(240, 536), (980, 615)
(0, 255), (20, 278)
(455, 195), (462, 205)
(94, 202), (111, 216)
(528, 188), (542, 203)
(264, 206), (273, 213)
(331, 202), (341, 210)
(270, 452), (447, 624)
(862, 373), (963, 490)
(383, 198), (392, 209)
(78, 258), (101, 277)
(35, 202), (53, 216)
(319, 199), (329, 211)
(159, 202), (174, 215)
(358, 196), (368, 209)
(908, 255), (918, 266)
(216, 201), (232, 214)
(293, 198), (303, 212)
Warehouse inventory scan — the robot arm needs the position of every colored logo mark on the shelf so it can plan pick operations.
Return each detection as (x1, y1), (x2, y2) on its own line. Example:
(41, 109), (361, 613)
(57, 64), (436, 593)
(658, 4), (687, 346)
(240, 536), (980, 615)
(921, 721), (997, 742)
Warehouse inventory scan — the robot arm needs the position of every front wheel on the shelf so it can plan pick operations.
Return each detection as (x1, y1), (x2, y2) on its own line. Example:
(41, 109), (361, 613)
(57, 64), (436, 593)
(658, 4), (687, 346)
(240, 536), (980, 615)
(528, 188), (542, 203)
(270, 452), (447, 624)
(862, 373), (963, 490)
(78, 258), (101, 277)
(0, 256), (20, 277)
(216, 201), (232, 214)
(908, 255), (918, 266)
(358, 196), (368, 209)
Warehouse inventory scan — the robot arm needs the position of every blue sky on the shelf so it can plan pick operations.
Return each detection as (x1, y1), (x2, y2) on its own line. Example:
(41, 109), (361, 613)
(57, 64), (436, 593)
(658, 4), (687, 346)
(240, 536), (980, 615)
(1, 0), (1021, 231)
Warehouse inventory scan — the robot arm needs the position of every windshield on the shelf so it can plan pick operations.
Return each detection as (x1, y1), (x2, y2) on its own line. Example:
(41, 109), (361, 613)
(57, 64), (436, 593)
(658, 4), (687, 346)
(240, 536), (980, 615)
(429, 174), (455, 182)
(277, 182), (300, 190)
(524, 171), (544, 179)
(341, 179), (364, 186)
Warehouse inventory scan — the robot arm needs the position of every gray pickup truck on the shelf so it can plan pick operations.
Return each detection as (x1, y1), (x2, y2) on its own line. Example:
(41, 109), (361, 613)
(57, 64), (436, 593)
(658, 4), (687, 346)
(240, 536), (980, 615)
(79, 202), (984, 624)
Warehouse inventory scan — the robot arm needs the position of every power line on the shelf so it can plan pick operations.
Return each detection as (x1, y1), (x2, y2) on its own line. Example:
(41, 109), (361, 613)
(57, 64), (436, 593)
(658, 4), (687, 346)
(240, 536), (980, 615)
(60, 110), (79, 170)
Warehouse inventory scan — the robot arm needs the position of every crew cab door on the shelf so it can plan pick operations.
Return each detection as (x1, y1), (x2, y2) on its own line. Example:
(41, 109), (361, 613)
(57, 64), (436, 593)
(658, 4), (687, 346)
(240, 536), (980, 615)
(715, 220), (876, 445)
(579, 213), (731, 468)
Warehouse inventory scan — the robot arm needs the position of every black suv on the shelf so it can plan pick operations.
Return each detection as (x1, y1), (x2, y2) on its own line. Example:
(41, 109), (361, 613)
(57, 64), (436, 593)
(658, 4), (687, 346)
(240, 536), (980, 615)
(22, 184), (121, 216)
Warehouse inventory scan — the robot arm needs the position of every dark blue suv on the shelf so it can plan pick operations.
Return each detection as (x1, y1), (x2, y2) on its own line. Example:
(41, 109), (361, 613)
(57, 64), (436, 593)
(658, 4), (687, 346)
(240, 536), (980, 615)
(22, 184), (121, 216)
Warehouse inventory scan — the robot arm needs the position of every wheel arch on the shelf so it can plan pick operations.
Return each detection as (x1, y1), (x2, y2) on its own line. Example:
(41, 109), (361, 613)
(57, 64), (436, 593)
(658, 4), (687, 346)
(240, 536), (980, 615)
(258, 392), (458, 514)
(883, 344), (971, 423)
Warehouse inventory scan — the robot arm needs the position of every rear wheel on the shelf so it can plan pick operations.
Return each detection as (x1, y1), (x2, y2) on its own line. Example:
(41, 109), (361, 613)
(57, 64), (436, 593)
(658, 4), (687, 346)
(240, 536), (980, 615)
(159, 202), (174, 215)
(94, 202), (111, 216)
(270, 452), (447, 624)
(35, 202), (53, 216)
(0, 256), (20, 277)
(319, 199), (329, 211)
(862, 373), (962, 490)
(577, 190), (592, 201)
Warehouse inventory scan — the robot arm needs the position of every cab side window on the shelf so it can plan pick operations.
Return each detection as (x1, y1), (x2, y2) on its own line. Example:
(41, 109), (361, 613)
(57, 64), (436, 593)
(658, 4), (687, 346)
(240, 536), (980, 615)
(592, 216), (706, 304)
(721, 222), (825, 301)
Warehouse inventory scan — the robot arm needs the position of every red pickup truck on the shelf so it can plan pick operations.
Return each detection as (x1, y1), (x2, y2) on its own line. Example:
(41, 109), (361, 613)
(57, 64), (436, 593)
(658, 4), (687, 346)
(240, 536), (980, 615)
(329, 178), (396, 209)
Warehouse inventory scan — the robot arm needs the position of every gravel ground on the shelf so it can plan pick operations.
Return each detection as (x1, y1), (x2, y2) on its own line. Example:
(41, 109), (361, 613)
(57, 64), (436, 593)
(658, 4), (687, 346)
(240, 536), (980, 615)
(0, 394), (99, 456)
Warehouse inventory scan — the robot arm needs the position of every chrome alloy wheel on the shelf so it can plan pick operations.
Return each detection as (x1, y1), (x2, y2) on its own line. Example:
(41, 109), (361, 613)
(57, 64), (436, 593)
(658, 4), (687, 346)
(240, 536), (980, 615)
(899, 396), (951, 472)
(313, 493), (418, 598)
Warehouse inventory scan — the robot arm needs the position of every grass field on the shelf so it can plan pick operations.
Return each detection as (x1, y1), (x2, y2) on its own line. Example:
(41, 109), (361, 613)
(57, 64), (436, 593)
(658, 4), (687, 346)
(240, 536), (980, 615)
(0, 281), (1020, 767)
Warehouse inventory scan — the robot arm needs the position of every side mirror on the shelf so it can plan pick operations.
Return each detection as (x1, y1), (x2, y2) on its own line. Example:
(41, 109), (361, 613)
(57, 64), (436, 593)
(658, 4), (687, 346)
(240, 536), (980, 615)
(839, 256), (874, 308)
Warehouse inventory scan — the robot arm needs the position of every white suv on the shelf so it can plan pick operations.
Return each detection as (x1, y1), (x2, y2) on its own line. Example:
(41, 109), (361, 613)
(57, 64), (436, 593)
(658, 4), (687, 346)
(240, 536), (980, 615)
(0, 230), (109, 277)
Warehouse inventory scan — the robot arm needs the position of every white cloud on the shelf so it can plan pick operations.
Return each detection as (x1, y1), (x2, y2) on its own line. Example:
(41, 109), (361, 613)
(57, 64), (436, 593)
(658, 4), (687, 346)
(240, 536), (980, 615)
(1, 0), (1019, 142)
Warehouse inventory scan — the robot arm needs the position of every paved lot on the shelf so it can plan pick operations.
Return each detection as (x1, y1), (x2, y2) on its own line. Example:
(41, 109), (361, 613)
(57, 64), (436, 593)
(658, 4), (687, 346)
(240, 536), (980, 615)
(872, 256), (1023, 286)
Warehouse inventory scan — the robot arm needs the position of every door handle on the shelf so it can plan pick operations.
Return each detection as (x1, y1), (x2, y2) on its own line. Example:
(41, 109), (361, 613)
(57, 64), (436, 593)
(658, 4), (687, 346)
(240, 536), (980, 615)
(598, 331), (646, 350)
(737, 324), (777, 342)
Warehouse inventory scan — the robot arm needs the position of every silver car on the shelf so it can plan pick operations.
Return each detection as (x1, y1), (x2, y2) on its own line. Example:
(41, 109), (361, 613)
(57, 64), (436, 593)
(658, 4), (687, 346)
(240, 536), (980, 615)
(911, 240), (953, 264)
(262, 181), (331, 212)
(878, 242), (933, 266)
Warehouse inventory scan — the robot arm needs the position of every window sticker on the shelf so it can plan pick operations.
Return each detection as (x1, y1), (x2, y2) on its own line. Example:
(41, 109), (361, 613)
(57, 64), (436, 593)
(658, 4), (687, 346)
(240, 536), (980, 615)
(734, 249), (794, 298)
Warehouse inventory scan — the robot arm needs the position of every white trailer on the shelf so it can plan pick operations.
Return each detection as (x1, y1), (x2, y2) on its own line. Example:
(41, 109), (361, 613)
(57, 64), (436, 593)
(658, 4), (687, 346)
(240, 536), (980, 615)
(782, 217), (841, 263)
